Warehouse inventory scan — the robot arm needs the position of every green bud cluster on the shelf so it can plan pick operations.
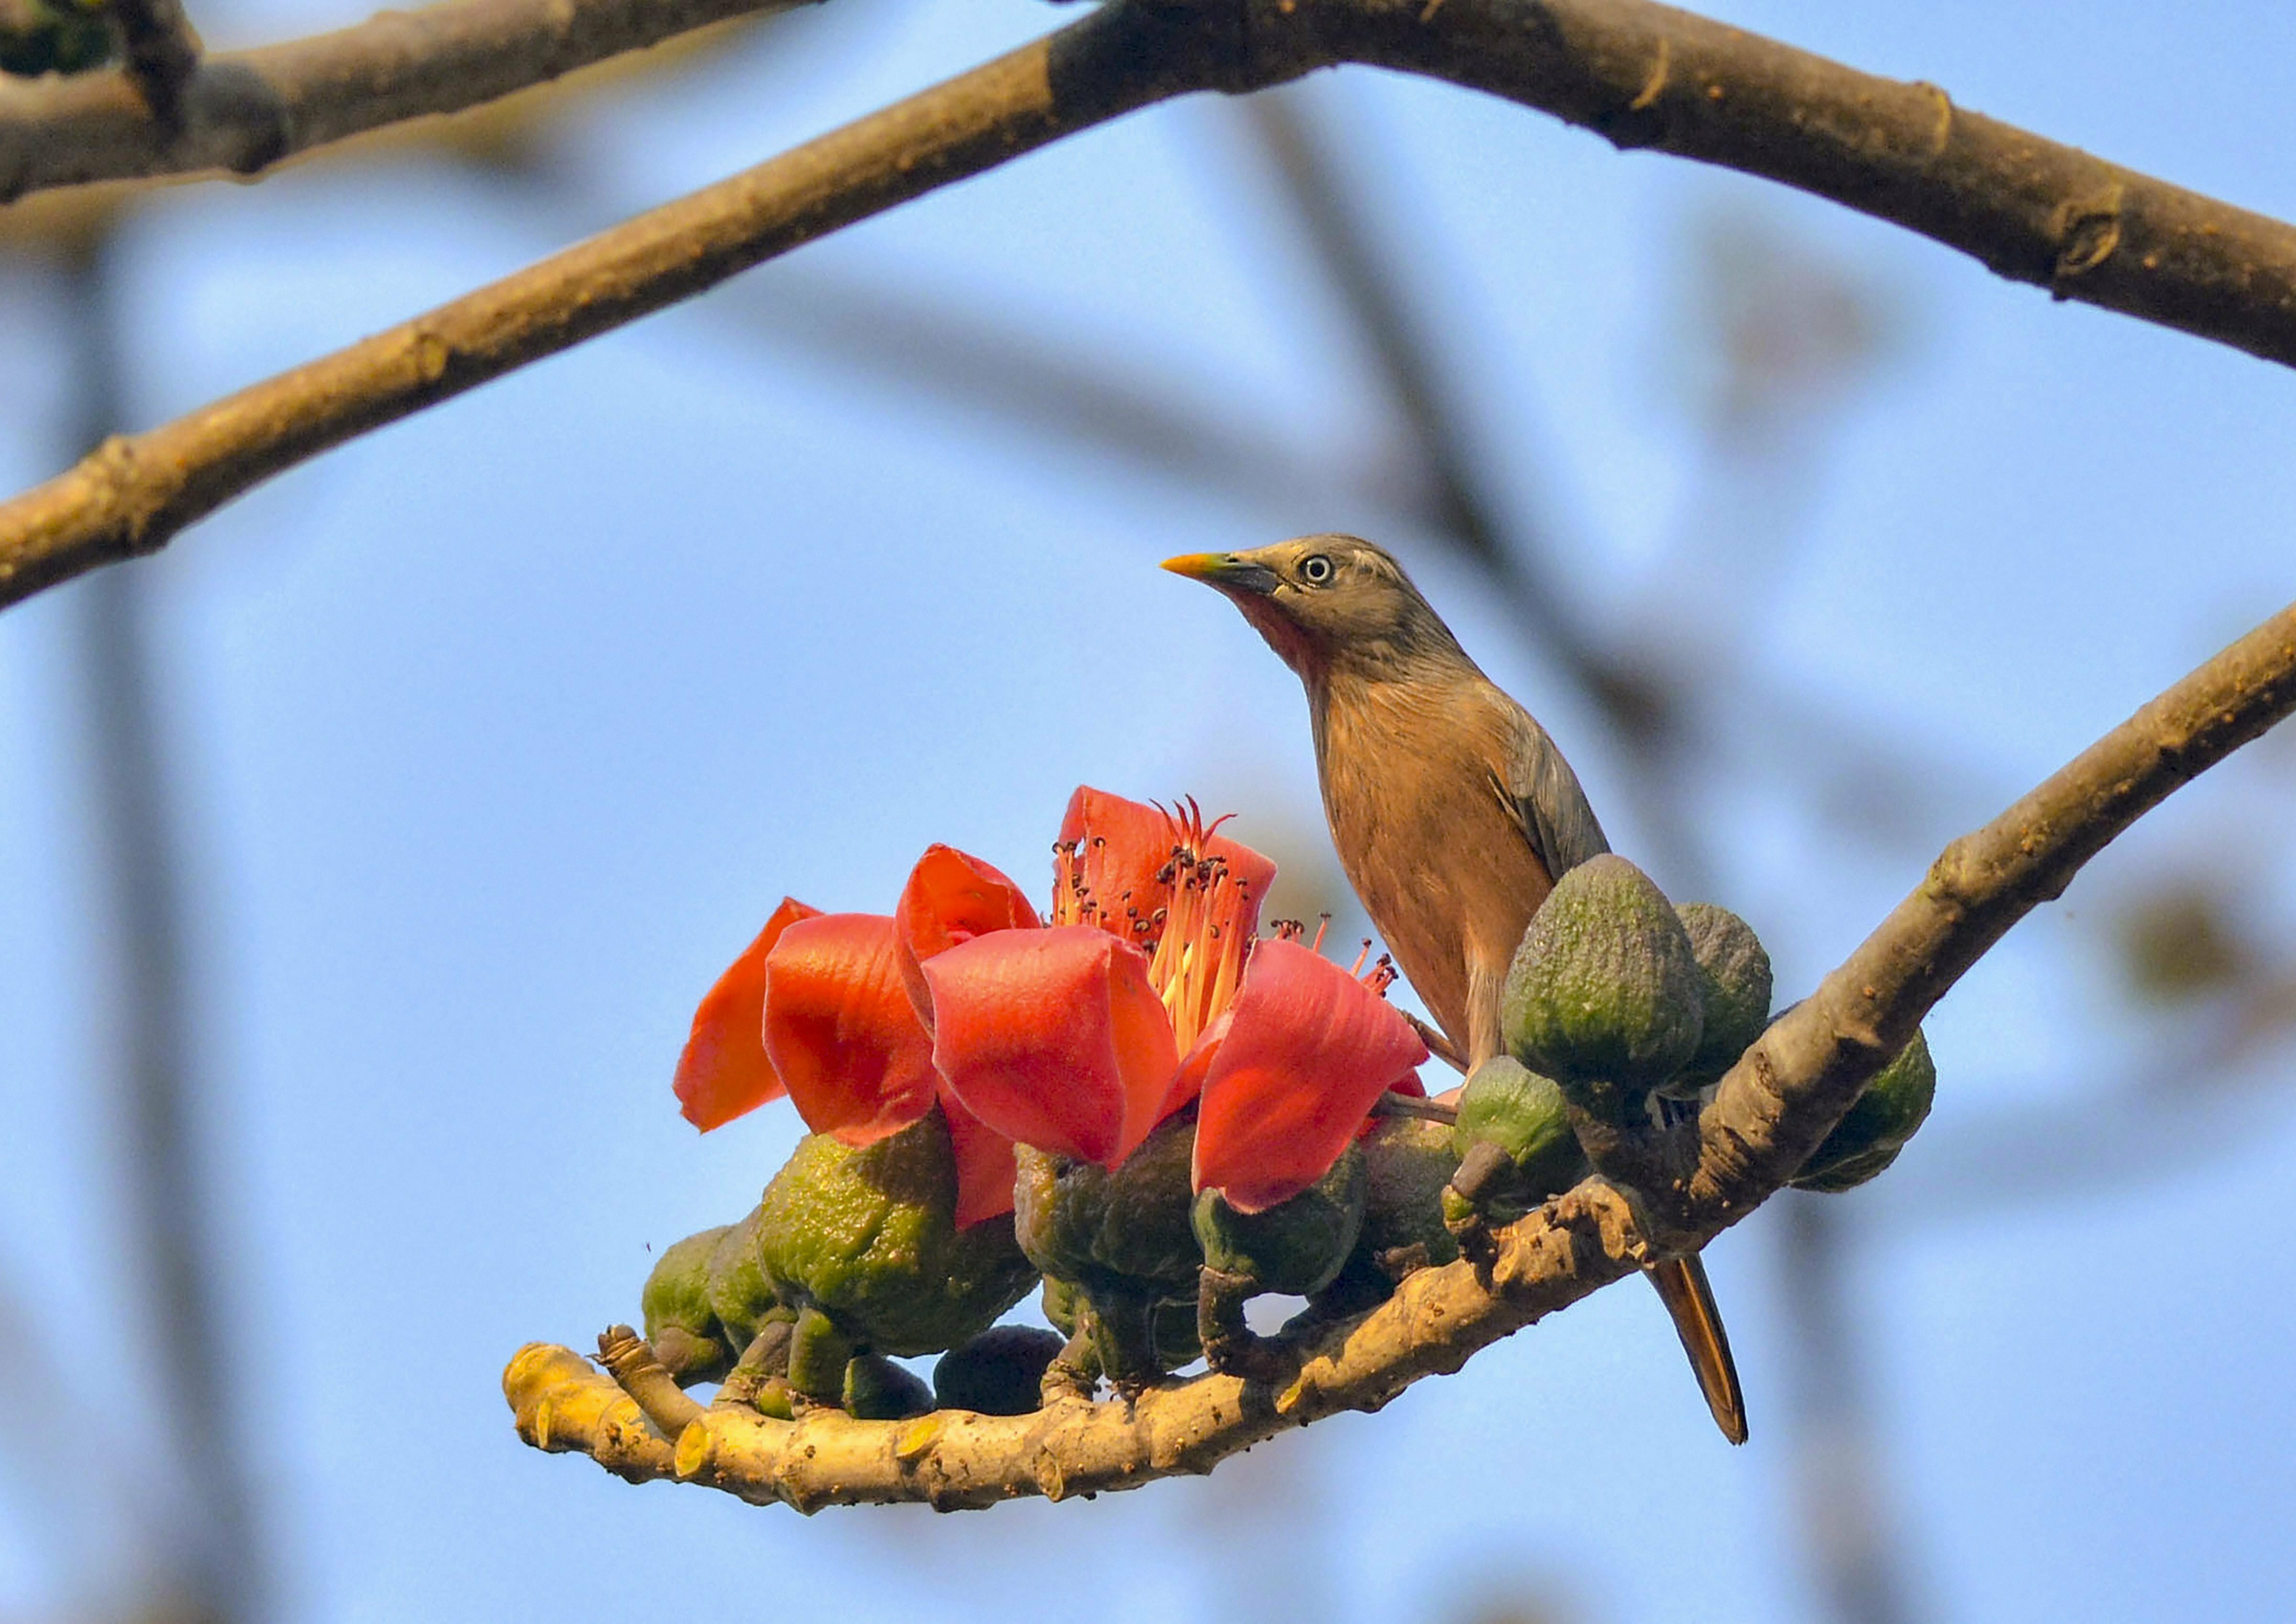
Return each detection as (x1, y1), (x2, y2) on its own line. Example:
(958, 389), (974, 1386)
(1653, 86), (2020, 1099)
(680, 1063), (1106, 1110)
(0, 0), (112, 77)
(636, 1107), (1036, 1414)
(1488, 854), (1933, 1198)
(1014, 1104), (1461, 1384)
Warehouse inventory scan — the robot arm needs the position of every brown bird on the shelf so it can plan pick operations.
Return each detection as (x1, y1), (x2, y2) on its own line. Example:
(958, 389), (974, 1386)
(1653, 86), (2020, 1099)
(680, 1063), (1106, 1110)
(1164, 533), (1747, 1445)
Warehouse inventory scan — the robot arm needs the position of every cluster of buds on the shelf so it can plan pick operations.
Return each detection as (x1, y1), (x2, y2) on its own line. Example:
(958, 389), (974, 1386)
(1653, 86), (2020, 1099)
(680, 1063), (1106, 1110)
(640, 788), (1435, 1412)
(1444, 853), (1935, 1231)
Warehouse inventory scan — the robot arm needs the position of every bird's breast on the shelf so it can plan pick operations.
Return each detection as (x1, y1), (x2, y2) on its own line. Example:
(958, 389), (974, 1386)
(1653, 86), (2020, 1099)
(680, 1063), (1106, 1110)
(1314, 677), (1555, 1060)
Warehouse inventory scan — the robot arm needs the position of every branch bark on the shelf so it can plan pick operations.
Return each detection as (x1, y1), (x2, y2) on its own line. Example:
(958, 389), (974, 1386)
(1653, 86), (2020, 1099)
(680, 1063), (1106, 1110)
(6, 0), (2296, 611)
(0, 0), (1234, 608)
(504, 593), (2296, 1509)
(0, 0), (817, 197)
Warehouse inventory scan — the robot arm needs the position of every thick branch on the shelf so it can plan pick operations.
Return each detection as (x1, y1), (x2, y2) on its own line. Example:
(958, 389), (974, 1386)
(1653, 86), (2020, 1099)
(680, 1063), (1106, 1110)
(506, 594), (2296, 1508)
(0, 0), (1250, 607)
(1687, 599), (2296, 1214)
(1319, 0), (2296, 369)
(0, 0), (817, 197)
(507, 1179), (1651, 1512)
(8, 0), (2296, 609)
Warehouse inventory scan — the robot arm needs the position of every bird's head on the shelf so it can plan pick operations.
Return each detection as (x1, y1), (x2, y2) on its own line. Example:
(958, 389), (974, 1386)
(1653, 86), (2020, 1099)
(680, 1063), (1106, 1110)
(1161, 535), (1468, 683)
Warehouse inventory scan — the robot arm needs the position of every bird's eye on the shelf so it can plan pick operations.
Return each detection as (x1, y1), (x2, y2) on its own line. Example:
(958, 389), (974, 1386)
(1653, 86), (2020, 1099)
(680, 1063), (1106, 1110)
(1299, 554), (1335, 586)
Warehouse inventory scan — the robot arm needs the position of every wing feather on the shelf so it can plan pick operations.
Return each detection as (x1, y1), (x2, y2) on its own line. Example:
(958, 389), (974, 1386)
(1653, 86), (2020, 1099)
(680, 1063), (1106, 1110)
(1487, 702), (1609, 879)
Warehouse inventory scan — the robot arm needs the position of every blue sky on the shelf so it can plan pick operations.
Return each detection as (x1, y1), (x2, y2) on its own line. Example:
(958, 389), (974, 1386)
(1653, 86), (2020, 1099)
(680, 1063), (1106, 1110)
(3, 0), (2295, 1619)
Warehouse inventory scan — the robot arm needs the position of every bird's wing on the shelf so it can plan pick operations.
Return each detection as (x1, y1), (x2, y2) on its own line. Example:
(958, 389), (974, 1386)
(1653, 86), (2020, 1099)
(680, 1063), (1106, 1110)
(1488, 702), (1611, 878)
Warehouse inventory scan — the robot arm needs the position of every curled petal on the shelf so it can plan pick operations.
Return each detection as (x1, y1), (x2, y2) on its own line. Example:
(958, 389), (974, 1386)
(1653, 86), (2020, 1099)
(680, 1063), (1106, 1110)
(1059, 784), (1277, 948)
(893, 844), (1040, 1028)
(1199, 823), (1276, 944)
(674, 897), (821, 1131)
(925, 924), (1180, 1167)
(1058, 786), (1183, 937)
(1192, 938), (1430, 1213)
(937, 1084), (1019, 1229)
(763, 913), (941, 1146)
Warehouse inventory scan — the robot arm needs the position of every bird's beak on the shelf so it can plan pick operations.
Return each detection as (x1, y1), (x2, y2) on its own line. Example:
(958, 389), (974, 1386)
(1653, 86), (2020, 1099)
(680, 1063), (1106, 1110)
(1160, 552), (1280, 596)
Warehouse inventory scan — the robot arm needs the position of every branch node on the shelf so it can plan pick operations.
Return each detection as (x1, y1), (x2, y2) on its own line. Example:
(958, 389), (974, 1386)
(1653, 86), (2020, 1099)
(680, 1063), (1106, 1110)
(2053, 182), (2128, 291)
(1628, 36), (1671, 112)
(1914, 78), (1954, 157)
(673, 1418), (714, 1479)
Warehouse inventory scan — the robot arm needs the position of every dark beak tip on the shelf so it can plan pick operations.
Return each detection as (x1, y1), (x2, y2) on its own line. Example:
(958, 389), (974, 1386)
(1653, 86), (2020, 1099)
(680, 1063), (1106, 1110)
(1161, 552), (1278, 596)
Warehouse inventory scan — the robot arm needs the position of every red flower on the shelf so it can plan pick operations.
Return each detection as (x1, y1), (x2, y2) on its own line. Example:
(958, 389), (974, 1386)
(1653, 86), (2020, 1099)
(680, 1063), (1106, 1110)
(673, 886), (1027, 1230)
(670, 787), (1426, 1228)
(925, 789), (1428, 1213)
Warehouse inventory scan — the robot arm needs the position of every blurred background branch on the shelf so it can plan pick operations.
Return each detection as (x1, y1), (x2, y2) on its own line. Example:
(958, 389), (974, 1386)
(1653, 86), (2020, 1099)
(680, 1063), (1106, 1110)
(0, 0), (818, 195)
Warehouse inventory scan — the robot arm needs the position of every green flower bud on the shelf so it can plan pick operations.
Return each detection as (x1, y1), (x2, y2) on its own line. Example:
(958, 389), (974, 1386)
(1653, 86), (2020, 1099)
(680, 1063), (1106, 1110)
(933, 1326), (1067, 1415)
(1190, 1143), (1366, 1299)
(1672, 902), (1774, 1092)
(753, 1109), (1038, 1358)
(639, 1223), (735, 1383)
(1503, 854), (1705, 1099)
(1356, 1115), (1463, 1271)
(1451, 1056), (1590, 1206)
(1017, 1114), (1206, 1383)
(1791, 1029), (1938, 1194)
(1013, 1110), (1202, 1295)
(703, 1208), (781, 1352)
(843, 1352), (936, 1420)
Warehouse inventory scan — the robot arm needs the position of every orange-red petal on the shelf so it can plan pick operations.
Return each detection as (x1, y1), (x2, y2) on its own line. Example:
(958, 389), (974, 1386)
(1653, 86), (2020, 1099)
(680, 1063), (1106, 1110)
(762, 912), (941, 1146)
(1166, 1008), (1233, 1123)
(938, 1083), (1019, 1229)
(1058, 786), (1181, 938)
(893, 844), (1040, 1028)
(673, 897), (822, 1131)
(1191, 938), (1430, 1213)
(924, 923), (1180, 1167)
(1059, 784), (1277, 945)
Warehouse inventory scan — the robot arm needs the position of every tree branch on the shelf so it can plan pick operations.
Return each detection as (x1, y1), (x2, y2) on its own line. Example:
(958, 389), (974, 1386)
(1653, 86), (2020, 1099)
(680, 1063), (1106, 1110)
(6, 0), (2296, 611)
(0, 0), (818, 198)
(504, 593), (2296, 1508)
(1313, 0), (2296, 368)
(0, 0), (1250, 608)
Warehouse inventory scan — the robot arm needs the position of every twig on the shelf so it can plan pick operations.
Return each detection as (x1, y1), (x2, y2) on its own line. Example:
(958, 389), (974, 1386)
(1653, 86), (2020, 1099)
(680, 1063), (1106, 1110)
(505, 591), (2296, 1507)
(0, 0), (820, 197)
(9, 0), (2296, 611)
(0, 0), (1231, 609)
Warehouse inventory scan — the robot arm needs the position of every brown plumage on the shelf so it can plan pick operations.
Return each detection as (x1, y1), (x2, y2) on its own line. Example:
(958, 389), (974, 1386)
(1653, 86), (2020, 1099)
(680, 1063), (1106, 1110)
(1165, 534), (1748, 1444)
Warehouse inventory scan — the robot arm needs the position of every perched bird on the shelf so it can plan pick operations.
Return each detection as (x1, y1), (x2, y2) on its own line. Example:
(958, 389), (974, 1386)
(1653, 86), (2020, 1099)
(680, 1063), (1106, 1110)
(1164, 534), (1747, 1444)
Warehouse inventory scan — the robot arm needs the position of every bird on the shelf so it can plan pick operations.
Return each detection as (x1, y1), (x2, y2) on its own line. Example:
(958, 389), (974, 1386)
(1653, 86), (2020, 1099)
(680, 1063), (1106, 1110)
(1163, 533), (1747, 1445)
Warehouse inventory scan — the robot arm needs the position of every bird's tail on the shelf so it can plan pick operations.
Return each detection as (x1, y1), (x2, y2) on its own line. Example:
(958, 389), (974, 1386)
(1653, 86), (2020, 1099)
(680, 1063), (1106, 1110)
(1645, 1254), (1748, 1444)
